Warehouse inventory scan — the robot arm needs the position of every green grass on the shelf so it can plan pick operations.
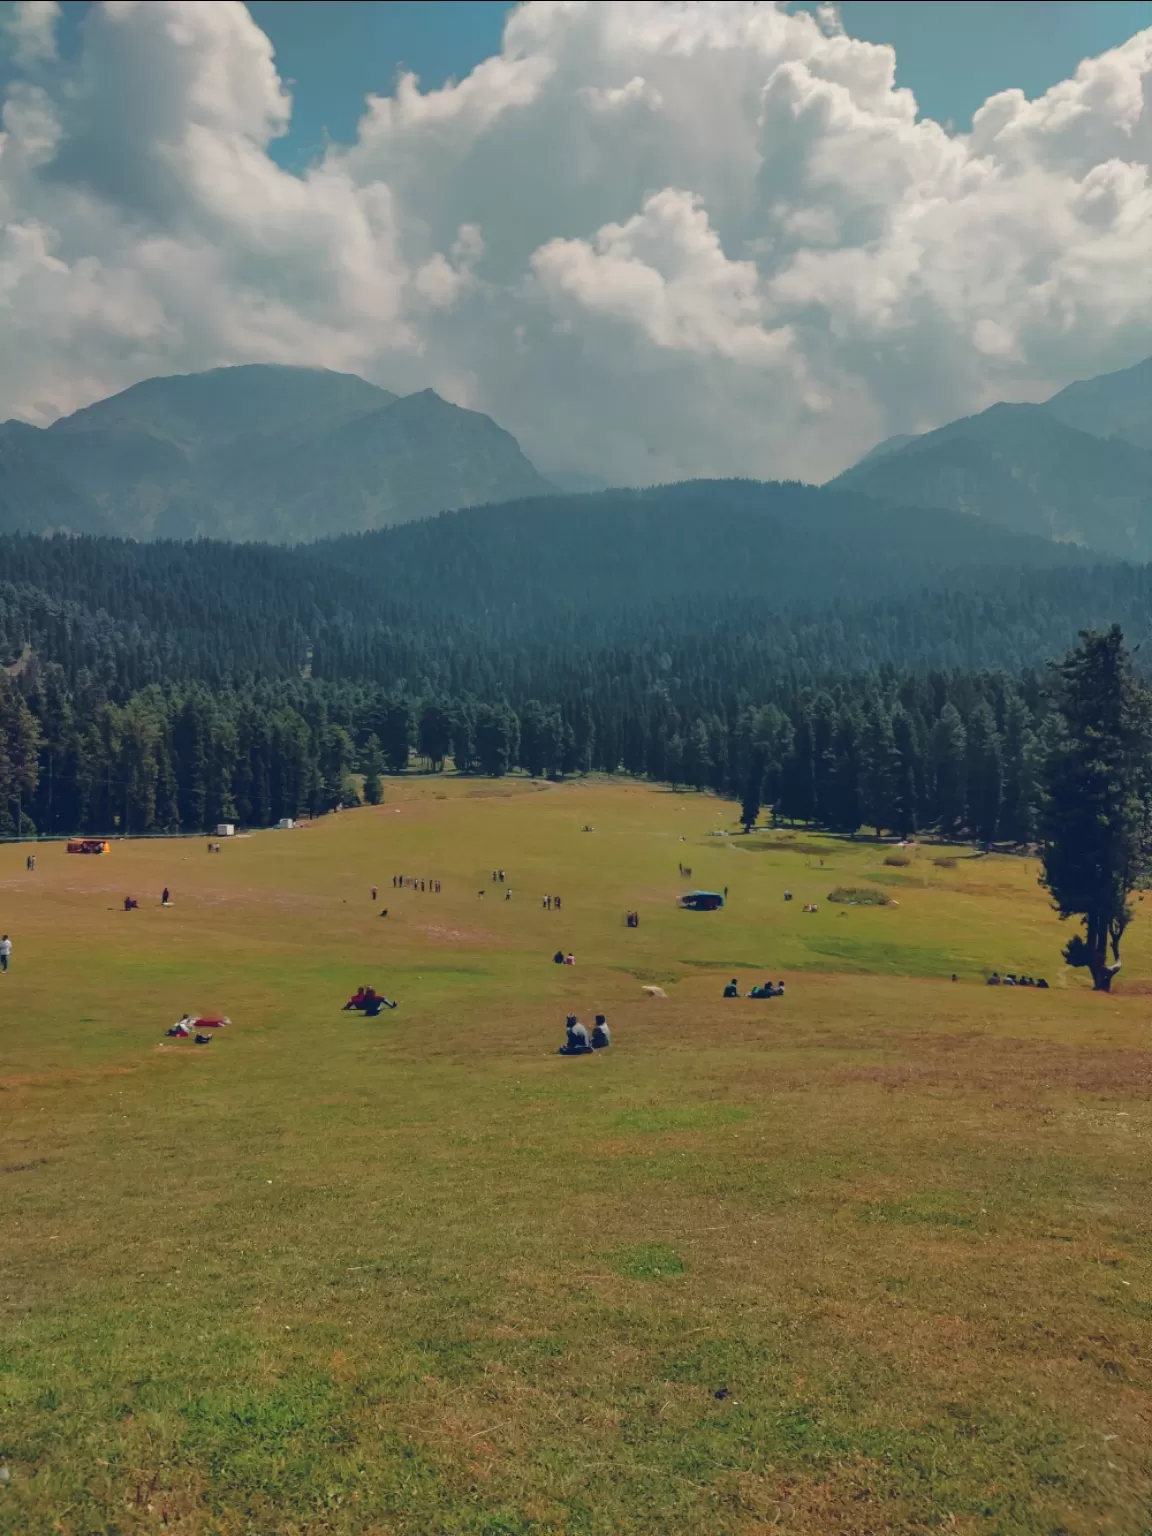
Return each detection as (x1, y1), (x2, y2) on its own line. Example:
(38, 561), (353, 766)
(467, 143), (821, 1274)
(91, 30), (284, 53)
(1, 776), (1151, 1534)
(827, 884), (891, 905)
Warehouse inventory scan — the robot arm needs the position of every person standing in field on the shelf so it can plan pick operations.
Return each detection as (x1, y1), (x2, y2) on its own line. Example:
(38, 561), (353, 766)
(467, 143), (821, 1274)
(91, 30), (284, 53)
(161, 887), (170, 906)
(0, 934), (11, 973)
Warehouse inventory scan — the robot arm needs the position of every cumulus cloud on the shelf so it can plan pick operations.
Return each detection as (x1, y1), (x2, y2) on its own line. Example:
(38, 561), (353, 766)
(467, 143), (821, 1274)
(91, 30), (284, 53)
(0, 0), (1150, 482)
(1, 1), (59, 68)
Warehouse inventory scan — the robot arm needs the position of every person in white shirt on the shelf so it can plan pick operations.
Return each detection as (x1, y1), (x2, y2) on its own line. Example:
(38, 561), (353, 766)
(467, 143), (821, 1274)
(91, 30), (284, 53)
(0, 935), (10, 973)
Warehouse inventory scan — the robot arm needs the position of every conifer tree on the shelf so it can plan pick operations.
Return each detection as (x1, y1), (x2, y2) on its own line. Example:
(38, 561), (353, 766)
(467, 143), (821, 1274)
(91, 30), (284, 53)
(740, 750), (765, 831)
(417, 702), (453, 771)
(999, 695), (1036, 845)
(930, 703), (967, 834)
(381, 698), (413, 774)
(965, 702), (1003, 845)
(362, 734), (385, 805)
(1040, 626), (1152, 992)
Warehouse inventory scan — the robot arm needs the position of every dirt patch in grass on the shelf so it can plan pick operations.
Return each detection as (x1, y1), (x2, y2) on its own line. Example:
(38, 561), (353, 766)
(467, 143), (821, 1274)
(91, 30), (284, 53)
(417, 923), (497, 945)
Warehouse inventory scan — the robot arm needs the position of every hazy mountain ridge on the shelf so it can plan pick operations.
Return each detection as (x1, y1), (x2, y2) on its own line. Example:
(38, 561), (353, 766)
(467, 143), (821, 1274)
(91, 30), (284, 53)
(0, 364), (554, 542)
(310, 478), (1090, 624)
(834, 357), (1152, 557)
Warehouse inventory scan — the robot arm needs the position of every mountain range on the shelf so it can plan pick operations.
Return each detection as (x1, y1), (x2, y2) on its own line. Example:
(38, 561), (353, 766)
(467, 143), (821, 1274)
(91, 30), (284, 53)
(1, 354), (1148, 556)
(0, 365), (554, 542)
(833, 356), (1152, 558)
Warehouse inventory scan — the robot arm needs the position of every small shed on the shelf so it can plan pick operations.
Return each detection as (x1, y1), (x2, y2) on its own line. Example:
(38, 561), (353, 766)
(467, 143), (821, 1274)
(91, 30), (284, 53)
(216, 823), (235, 837)
(276, 817), (296, 830)
(680, 889), (724, 911)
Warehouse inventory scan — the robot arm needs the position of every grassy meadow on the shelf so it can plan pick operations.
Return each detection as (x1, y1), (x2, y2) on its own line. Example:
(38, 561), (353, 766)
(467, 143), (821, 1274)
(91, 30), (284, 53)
(1, 776), (1151, 1535)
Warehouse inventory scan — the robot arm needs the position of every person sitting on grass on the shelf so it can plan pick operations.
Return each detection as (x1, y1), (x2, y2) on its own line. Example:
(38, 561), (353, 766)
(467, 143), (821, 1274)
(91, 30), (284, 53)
(362, 992), (398, 1016)
(558, 1015), (592, 1055)
(723, 979), (740, 998)
(344, 986), (370, 1010)
(167, 1014), (193, 1037)
(553, 950), (565, 965)
(591, 1015), (611, 1050)
(563, 952), (576, 966)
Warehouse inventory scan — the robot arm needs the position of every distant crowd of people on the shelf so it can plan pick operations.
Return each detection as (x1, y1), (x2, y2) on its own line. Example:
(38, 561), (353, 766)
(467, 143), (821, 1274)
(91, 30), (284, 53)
(987, 973), (1048, 988)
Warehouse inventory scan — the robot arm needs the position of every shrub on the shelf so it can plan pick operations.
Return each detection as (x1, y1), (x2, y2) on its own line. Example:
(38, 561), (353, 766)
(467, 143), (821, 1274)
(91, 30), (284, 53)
(933, 856), (957, 869)
(884, 853), (911, 867)
(828, 885), (890, 906)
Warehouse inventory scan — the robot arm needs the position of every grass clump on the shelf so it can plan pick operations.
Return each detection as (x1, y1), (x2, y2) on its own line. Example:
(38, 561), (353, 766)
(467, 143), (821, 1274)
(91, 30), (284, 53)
(933, 855), (958, 869)
(828, 885), (891, 906)
(884, 852), (912, 867)
(610, 1243), (686, 1280)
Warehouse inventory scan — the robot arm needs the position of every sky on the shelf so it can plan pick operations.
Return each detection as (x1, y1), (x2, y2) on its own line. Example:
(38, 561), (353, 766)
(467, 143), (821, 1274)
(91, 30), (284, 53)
(0, 0), (1150, 486)
(243, 1), (1152, 164)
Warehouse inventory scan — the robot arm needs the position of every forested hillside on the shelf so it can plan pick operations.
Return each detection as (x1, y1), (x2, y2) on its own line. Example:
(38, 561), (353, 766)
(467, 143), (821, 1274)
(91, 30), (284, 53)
(0, 475), (1143, 844)
(313, 479), (1086, 617)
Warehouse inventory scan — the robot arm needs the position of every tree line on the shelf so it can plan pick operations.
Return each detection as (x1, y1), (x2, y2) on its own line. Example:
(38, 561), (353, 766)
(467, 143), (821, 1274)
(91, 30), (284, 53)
(0, 660), (1050, 846)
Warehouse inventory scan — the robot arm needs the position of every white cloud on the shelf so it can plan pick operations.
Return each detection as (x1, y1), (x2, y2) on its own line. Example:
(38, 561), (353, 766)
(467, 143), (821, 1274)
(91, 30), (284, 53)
(0, 0), (1150, 481)
(1, 1), (59, 68)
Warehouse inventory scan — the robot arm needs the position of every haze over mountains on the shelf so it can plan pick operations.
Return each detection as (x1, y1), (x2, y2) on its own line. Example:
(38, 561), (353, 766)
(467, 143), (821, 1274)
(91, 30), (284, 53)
(0, 354), (1147, 565)
(834, 357), (1152, 559)
(0, 365), (554, 542)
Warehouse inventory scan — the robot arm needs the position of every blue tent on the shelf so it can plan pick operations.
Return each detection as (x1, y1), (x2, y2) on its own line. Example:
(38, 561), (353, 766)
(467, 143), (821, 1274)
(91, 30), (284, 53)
(680, 890), (724, 911)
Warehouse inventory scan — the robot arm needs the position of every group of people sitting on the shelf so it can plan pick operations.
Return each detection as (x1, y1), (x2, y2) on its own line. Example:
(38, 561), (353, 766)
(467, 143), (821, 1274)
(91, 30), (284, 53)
(558, 1014), (611, 1054)
(723, 978), (786, 998)
(553, 950), (576, 965)
(987, 972), (1048, 988)
(343, 985), (399, 1016)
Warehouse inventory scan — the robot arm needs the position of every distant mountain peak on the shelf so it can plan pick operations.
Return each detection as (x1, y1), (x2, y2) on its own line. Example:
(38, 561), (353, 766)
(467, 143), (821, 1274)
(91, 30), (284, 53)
(0, 365), (554, 541)
(832, 355), (1152, 559)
